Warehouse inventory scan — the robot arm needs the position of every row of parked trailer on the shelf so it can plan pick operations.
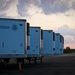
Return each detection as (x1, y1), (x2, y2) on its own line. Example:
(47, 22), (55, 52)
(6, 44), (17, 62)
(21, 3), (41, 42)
(0, 18), (64, 69)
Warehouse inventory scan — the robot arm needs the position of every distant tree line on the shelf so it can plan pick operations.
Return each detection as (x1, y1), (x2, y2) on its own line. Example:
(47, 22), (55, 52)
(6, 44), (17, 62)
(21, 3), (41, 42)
(64, 47), (75, 53)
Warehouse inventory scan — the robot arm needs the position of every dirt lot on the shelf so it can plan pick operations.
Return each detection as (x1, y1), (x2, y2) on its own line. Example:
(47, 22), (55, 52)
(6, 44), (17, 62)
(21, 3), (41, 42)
(0, 54), (75, 75)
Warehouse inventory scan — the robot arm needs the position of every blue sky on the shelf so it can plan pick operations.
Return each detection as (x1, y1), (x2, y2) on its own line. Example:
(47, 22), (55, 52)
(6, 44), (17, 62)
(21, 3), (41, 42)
(0, 0), (75, 49)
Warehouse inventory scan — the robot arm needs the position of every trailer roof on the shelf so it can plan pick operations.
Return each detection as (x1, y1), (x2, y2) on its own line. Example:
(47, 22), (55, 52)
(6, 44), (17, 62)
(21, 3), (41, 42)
(0, 18), (26, 22)
(55, 33), (60, 35)
(30, 26), (41, 29)
(43, 30), (53, 32)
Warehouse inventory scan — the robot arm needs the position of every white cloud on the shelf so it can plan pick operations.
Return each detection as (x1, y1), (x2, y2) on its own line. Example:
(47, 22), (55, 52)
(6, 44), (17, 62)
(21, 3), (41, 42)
(0, 0), (18, 17)
(64, 35), (75, 44)
(6, 0), (18, 17)
(17, 0), (41, 16)
(55, 25), (75, 36)
(55, 25), (75, 45)
(17, 0), (75, 16)
(26, 4), (42, 16)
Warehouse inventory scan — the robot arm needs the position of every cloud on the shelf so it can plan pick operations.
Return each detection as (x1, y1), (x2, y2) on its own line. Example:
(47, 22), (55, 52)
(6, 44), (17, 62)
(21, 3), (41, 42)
(40, 0), (75, 15)
(17, 0), (41, 16)
(64, 35), (75, 44)
(55, 25), (75, 36)
(17, 0), (75, 16)
(40, 0), (69, 15)
(0, 14), (7, 18)
(0, 13), (15, 18)
(0, 0), (75, 17)
(72, 2), (75, 9)
(0, 0), (17, 11)
(0, 0), (18, 17)
(55, 25), (75, 44)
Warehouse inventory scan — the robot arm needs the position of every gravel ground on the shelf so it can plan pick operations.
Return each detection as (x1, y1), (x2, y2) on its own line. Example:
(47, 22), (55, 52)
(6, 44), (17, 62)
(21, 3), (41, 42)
(0, 54), (75, 75)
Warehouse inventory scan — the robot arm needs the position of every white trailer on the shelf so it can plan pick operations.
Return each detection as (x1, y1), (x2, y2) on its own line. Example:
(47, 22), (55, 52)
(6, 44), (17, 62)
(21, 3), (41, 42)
(60, 35), (64, 54)
(27, 27), (43, 63)
(55, 33), (64, 55)
(0, 18), (28, 63)
(55, 33), (60, 55)
(42, 30), (54, 56)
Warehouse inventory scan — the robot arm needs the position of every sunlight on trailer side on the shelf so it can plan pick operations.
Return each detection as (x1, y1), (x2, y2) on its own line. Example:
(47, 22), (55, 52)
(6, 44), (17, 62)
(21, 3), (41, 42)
(0, 18), (27, 58)
(55, 33), (64, 55)
(55, 33), (60, 55)
(42, 30), (54, 56)
(27, 27), (42, 57)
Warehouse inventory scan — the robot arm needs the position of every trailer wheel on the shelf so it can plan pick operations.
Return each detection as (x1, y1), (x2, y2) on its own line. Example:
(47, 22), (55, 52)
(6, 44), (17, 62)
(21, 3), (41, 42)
(29, 58), (31, 64)
(34, 57), (37, 64)
(40, 57), (43, 64)
(3, 58), (10, 70)
(4, 58), (10, 64)
(17, 58), (24, 71)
